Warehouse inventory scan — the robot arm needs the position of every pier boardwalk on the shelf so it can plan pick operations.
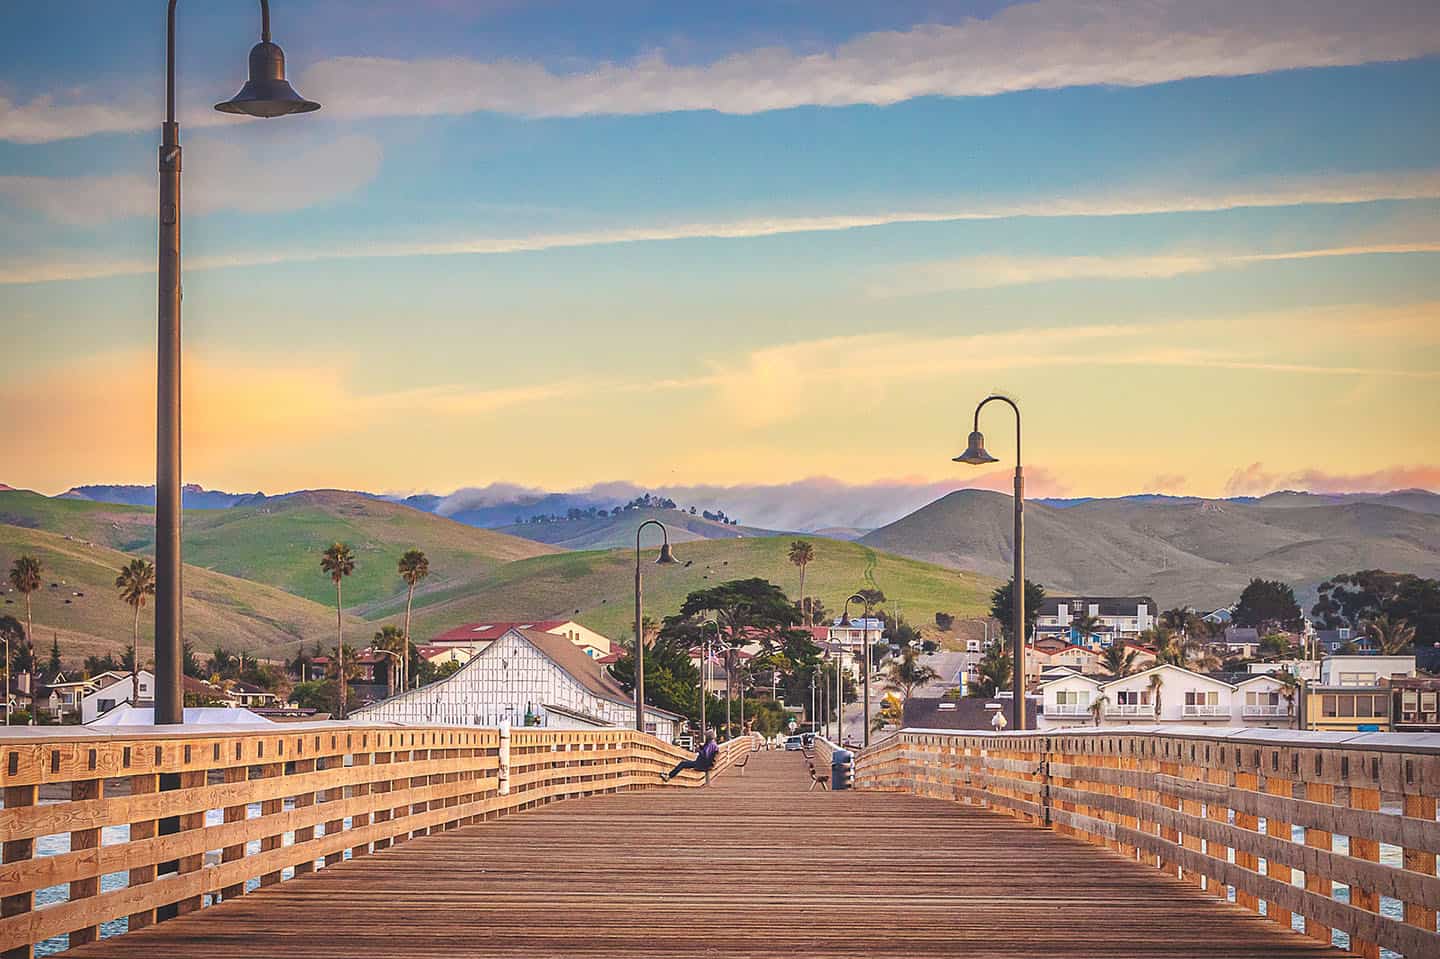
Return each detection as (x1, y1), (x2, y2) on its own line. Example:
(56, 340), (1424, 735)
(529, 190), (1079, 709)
(61, 751), (1348, 959)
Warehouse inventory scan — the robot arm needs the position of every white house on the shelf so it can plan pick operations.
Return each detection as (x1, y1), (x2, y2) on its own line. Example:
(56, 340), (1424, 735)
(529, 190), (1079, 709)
(1037, 663), (1296, 729)
(1033, 597), (1155, 647)
(43, 674), (100, 721)
(430, 619), (614, 658)
(353, 627), (684, 740)
(81, 671), (154, 723)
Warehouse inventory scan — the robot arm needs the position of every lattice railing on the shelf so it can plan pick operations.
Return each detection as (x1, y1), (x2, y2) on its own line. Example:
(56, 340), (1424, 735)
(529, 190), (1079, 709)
(857, 728), (1440, 959)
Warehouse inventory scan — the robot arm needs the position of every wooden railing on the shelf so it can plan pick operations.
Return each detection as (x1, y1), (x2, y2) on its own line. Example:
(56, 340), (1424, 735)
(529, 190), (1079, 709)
(0, 724), (745, 958)
(858, 728), (1440, 959)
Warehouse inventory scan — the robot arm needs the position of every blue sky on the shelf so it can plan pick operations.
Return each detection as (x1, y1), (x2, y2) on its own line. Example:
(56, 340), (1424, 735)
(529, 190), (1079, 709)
(2, 1), (1439, 499)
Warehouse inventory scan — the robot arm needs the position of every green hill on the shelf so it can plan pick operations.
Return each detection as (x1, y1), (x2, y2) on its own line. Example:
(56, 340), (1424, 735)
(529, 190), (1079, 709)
(0, 524), (362, 662)
(375, 535), (996, 645)
(0, 489), (562, 612)
(493, 507), (784, 549)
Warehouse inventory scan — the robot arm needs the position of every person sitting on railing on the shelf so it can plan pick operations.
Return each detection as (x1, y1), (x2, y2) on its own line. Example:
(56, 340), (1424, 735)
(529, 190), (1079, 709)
(661, 733), (719, 782)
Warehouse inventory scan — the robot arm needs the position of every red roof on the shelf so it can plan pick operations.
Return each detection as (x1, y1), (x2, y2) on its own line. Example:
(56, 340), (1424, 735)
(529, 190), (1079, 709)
(432, 620), (570, 643)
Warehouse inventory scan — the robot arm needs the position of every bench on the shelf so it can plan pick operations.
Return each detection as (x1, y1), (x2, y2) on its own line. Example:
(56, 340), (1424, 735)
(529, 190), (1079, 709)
(807, 759), (830, 791)
(734, 751), (751, 775)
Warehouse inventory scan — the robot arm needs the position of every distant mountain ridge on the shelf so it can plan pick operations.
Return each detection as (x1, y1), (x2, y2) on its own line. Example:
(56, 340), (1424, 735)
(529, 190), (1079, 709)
(859, 488), (1440, 610)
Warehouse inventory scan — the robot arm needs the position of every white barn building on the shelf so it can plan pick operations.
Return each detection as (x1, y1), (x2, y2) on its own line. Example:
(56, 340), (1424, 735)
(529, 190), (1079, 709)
(353, 627), (683, 740)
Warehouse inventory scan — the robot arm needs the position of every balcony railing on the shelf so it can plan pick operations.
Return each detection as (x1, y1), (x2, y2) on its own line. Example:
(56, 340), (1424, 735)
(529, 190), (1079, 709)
(1104, 703), (1155, 717)
(1047, 703), (1090, 717)
(1241, 704), (1290, 718)
(1182, 704), (1229, 718)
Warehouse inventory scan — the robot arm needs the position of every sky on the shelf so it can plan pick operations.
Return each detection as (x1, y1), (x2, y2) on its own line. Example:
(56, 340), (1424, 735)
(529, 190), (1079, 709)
(2, 0), (1439, 502)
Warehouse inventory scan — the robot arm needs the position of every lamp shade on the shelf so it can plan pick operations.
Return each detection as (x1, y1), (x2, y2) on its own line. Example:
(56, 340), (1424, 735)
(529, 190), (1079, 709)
(655, 542), (679, 565)
(953, 430), (999, 465)
(215, 42), (320, 117)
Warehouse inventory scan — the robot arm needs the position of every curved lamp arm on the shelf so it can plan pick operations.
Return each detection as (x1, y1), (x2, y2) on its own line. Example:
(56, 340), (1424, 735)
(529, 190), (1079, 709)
(635, 518), (670, 557)
(169, 1), (272, 122)
(973, 394), (1021, 466)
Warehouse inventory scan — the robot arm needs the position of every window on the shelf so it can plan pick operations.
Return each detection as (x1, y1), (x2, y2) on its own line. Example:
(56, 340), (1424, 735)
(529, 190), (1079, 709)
(98, 698), (115, 713)
(1322, 695), (1338, 717)
(1117, 690), (1150, 706)
(1055, 690), (1089, 706)
(1185, 690), (1219, 706)
(1246, 691), (1280, 707)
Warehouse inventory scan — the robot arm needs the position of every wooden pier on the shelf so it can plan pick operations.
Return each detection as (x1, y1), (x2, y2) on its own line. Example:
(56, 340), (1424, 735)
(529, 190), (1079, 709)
(57, 750), (1356, 958)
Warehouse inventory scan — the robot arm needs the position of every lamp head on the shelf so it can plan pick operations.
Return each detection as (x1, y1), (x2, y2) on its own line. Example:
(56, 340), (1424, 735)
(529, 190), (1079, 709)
(655, 542), (679, 565)
(215, 41), (321, 117)
(953, 430), (999, 466)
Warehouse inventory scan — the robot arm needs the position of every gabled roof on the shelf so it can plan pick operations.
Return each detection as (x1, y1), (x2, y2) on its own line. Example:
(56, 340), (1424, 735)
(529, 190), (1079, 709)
(1099, 662), (1237, 690)
(434, 620), (571, 643)
(1035, 596), (1157, 617)
(510, 628), (682, 720)
(1037, 672), (1102, 688)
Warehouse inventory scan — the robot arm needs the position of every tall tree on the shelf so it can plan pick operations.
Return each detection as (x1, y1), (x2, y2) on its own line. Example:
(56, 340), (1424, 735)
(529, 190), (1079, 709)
(1363, 614), (1416, 655)
(396, 549), (430, 694)
(8, 556), (42, 705)
(1070, 613), (1104, 645)
(971, 640), (1011, 698)
(46, 634), (63, 681)
(0, 615), (24, 723)
(989, 577), (1045, 641)
(1143, 626), (1184, 665)
(1100, 642), (1139, 677)
(373, 625), (407, 695)
(787, 540), (815, 623)
(114, 558), (156, 705)
(1312, 570), (1440, 644)
(880, 647), (940, 704)
(1273, 669), (1301, 729)
(1147, 671), (1164, 718)
(1233, 578), (1303, 633)
(321, 543), (356, 719)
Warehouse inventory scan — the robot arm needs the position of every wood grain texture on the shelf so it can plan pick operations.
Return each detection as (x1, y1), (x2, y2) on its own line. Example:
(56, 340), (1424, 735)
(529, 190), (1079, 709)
(61, 751), (1347, 959)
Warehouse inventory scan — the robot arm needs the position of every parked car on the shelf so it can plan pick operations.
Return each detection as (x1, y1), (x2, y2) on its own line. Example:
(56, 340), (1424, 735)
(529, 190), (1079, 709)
(784, 735), (804, 751)
(801, 732), (815, 748)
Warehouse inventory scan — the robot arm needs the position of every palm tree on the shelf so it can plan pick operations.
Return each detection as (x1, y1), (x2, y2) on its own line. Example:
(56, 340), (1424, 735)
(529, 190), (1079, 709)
(880, 647), (940, 705)
(396, 549), (430, 694)
(114, 558), (156, 705)
(320, 543), (356, 718)
(1364, 615), (1416, 655)
(325, 642), (360, 713)
(1147, 671), (1164, 719)
(373, 625), (407, 695)
(1273, 668), (1302, 729)
(1088, 693), (1109, 727)
(1100, 642), (1139, 677)
(8, 555), (42, 713)
(787, 540), (815, 623)
(1145, 626), (1184, 666)
(1071, 613), (1104, 646)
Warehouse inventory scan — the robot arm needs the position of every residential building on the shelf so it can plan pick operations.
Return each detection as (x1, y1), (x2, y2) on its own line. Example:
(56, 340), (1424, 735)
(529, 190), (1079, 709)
(1024, 642), (1102, 683)
(1201, 607), (1233, 625)
(1032, 597), (1155, 648)
(827, 617), (884, 651)
(902, 694), (1038, 730)
(1220, 627), (1261, 658)
(431, 619), (613, 659)
(81, 671), (155, 723)
(41, 674), (100, 721)
(1037, 663), (1297, 729)
(352, 627), (683, 740)
(415, 644), (476, 667)
(1301, 654), (1418, 732)
(1389, 677), (1440, 733)
(1246, 659), (1321, 682)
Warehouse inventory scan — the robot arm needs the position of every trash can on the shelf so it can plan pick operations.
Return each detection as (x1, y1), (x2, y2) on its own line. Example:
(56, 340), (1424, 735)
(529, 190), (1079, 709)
(831, 748), (853, 790)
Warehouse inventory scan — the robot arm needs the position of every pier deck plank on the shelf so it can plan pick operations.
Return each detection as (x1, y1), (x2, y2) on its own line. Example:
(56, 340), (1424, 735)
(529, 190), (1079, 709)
(65, 751), (1351, 958)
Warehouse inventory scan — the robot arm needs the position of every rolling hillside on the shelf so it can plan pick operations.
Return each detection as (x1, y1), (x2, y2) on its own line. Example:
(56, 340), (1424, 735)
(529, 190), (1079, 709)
(0, 524), (362, 662)
(493, 507), (784, 550)
(860, 490), (1440, 609)
(371, 535), (997, 645)
(0, 489), (562, 612)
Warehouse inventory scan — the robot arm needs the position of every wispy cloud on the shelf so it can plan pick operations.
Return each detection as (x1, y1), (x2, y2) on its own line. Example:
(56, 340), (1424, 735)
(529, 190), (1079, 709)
(7, 169), (1440, 285)
(0, 135), (382, 226)
(6, 0), (1439, 143)
(293, 1), (1440, 120)
(870, 241), (1440, 295)
(1224, 463), (1440, 496)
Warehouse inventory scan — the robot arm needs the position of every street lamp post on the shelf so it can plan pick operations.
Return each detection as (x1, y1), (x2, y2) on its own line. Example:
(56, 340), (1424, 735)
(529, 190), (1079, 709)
(633, 520), (678, 733)
(697, 618), (719, 742)
(840, 593), (873, 747)
(954, 395), (1027, 731)
(154, 0), (319, 725)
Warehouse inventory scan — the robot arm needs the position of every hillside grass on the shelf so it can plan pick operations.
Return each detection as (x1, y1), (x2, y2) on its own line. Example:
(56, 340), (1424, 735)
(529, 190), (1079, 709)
(0, 489), (561, 611)
(0, 524), (364, 663)
(383, 535), (997, 643)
